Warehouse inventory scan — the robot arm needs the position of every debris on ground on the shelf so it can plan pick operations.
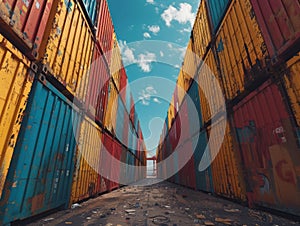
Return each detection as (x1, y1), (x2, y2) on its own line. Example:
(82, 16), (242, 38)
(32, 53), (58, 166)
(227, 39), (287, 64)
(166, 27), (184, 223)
(215, 217), (233, 225)
(71, 203), (82, 209)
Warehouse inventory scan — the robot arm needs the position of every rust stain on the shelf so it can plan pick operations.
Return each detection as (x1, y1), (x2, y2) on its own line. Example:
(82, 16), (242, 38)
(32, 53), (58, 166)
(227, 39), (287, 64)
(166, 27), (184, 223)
(30, 193), (45, 213)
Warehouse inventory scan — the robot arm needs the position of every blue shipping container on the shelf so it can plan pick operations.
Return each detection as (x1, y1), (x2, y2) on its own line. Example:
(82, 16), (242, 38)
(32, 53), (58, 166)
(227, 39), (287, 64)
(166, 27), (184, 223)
(116, 96), (126, 143)
(206, 0), (230, 32)
(0, 76), (81, 225)
(81, 0), (99, 25)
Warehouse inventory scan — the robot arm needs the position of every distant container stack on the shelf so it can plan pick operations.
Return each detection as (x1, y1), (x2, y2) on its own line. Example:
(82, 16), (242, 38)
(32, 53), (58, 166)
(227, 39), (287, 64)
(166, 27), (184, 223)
(0, 0), (147, 225)
(157, 0), (300, 217)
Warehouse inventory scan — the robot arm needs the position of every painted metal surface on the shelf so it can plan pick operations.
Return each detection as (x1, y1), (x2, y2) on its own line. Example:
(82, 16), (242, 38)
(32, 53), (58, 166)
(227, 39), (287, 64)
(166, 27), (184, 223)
(116, 96), (126, 145)
(42, 0), (94, 101)
(81, 0), (99, 25)
(207, 116), (247, 201)
(96, 0), (114, 65)
(0, 76), (81, 225)
(197, 49), (223, 123)
(192, 0), (211, 59)
(0, 35), (35, 198)
(104, 80), (118, 134)
(110, 33), (122, 91)
(167, 96), (175, 129)
(0, 0), (59, 60)
(282, 53), (300, 128)
(233, 79), (300, 216)
(206, 0), (230, 32)
(71, 116), (102, 204)
(119, 68), (127, 103)
(214, 0), (269, 100)
(182, 40), (199, 83)
(250, 0), (300, 61)
(84, 43), (110, 125)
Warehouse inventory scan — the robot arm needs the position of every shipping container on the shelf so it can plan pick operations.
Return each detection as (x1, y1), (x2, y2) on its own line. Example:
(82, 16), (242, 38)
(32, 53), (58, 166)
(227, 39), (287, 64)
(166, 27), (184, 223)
(176, 69), (185, 108)
(109, 140), (122, 190)
(129, 94), (135, 124)
(0, 35), (35, 198)
(250, 0), (300, 61)
(71, 116), (102, 204)
(110, 33), (122, 91)
(206, 0), (230, 32)
(84, 43), (110, 125)
(214, 0), (269, 100)
(182, 40), (199, 83)
(104, 79), (118, 134)
(119, 67), (127, 103)
(197, 49), (224, 123)
(207, 116), (246, 201)
(0, 0), (59, 60)
(0, 76), (81, 225)
(282, 53), (300, 128)
(233, 79), (300, 216)
(191, 0), (211, 59)
(167, 96), (175, 129)
(96, 0), (114, 65)
(42, 0), (94, 101)
(116, 96), (126, 144)
(81, 0), (99, 25)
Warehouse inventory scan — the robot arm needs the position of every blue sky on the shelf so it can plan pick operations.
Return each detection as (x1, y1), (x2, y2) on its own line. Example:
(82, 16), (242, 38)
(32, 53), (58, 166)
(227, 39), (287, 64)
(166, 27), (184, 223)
(107, 0), (200, 156)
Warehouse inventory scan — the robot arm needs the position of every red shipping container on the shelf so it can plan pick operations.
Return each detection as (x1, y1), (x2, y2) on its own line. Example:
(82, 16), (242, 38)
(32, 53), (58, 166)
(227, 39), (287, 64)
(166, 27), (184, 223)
(233, 79), (300, 216)
(85, 42), (110, 124)
(96, 0), (114, 65)
(129, 94), (135, 124)
(110, 140), (122, 190)
(0, 0), (59, 60)
(250, 0), (300, 62)
(119, 67), (127, 103)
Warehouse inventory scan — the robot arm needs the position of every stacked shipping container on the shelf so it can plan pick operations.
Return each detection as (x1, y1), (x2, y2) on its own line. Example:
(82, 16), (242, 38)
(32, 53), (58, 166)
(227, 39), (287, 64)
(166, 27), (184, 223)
(0, 0), (147, 225)
(157, 0), (300, 217)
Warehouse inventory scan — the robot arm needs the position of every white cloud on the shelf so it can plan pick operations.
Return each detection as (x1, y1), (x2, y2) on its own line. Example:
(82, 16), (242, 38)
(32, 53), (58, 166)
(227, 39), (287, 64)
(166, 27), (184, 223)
(137, 52), (156, 72)
(118, 40), (135, 65)
(153, 98), (162, 104)
(155, 7), (159, 14)
(143, 32), (151, 38)
(138, 86), (158, 106)
(146, 0), (154, 4)
(160, 51), (164, 57)
(179, 28), (190, 33)
(148, 25), (160, 35)
(161, 3), (195, 27)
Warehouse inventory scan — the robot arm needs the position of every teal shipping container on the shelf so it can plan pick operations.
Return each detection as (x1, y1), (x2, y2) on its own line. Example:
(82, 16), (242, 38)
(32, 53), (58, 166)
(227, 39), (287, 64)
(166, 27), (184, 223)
(81, 0), (99, 25)
(0, 75), (81, 225)
(206, 0), (230, 32)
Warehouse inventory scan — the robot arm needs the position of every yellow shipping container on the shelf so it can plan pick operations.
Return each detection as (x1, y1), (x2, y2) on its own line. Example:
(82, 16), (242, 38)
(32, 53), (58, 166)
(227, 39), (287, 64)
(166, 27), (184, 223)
(71, 116), (102, 204)
(191, 0), (211, 59)
(104, 80), (118, 133)
(42, 0), (94, 101)
(215, 0), (268, 100)
(168, 96), (175, 129)
(198, 49), (224, 123)
(282, 53), (300, 127)
(176, 69), (185, 108)
(0, 35), (35, 197)
(110, 34), (122, 91)
(207, 116), (246, 201)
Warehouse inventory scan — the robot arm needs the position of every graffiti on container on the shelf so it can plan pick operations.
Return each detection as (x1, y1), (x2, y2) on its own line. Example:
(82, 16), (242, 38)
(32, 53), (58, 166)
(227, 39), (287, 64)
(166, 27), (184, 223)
(275, 160), (296, 185)
(272, 126), (287, 143)
(236, 120), (256, 143)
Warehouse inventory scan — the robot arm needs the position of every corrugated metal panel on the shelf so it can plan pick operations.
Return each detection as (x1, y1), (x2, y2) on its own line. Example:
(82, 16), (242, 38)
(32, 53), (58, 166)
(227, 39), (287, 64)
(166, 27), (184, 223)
(116, 96), (125, 143)
(250, 0), (300, 61)
(122, 106), (129, 147)
(214, 0), (269, 100)
(0, 0), (59, 60)
(233, 79), (300, 216)
(81, 0), (99, 25)
(84, 43), (110, 125)
(206, 0), (230, 32)
(42, 0), (94, 101)
(182, 40), (199, 84)
(96, 0), (114, 65)
(177, 69), (185, 108)
(207, 116), (246, 201)
(110, 34), (122, 91)
(191, 132), (214, 193)
(109, 140), (122, 190)
(282, 53), (300, 128)
(198, 49), (223, 123)
(129, 94), (135, 124)
(119, 67), (127, 103)
(0, 35), (35, 198)
(71, 116), (102, 204)
(0, 76), (81, 225)
(167, 96), (175, 129)
(192, 0), (211, 59)
(104, 79), (118, 134)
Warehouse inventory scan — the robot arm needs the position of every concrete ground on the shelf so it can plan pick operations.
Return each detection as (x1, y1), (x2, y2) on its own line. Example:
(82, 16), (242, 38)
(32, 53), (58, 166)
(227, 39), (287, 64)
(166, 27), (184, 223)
(27, 179), (299, 226)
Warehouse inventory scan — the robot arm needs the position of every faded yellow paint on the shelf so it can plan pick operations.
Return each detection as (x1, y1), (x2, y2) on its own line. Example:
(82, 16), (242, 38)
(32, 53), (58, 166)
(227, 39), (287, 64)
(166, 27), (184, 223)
(104, 81), (118, 134)
(42, 0), (94, 101)
(176, 69), (185, 108)
(283, 53), (300, 127)
(207, 117), (246, 201)
(168, 96), (175, 129)
(0, 35), (34, 197)
(215, 0), (269, 100)
(110, 34), (122, 91)
(70, 116), (102, 204)
(197, 49), (224, 123)
(191, 0), (211, 59)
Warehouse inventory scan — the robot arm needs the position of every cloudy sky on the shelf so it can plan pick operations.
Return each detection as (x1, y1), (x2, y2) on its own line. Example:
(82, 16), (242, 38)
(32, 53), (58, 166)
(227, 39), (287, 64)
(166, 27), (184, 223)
(107, 0), (200, 156)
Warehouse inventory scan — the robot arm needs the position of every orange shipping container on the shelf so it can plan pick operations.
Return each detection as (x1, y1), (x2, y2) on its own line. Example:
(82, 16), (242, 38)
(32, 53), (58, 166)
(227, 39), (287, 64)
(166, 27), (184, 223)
(104, 80), (118, 134)
(110, 33), (122, 91)
(0, 35), (35, 197)
(214, 0), (269, 100)
(282, 52), (300, 128)
(42, 0), (94, 101)
(207, 116), (246, 201)
(191, 0), (211, 59)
